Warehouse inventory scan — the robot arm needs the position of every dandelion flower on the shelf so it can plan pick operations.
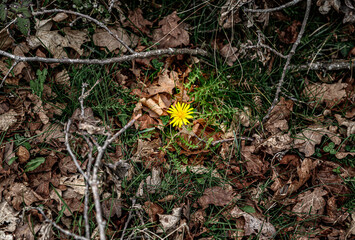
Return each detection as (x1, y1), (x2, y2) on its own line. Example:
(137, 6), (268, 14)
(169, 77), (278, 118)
(167, 102), (194, 128)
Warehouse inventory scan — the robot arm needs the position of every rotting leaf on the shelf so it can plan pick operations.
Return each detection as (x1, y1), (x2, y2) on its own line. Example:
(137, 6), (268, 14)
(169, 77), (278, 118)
(144, 201), (164, 222)
(0, 201), (19, 235)
(198, 185), (235, 209)
(157, 207), (182, 233)
(153, 11), (189, 48)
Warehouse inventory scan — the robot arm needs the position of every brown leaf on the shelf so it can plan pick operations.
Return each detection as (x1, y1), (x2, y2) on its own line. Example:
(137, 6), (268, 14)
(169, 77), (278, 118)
(277, 21), (301, 44)
(147, 71), (177, 96)
(0, 109), (18, 131)
(123, 8), (153, 35)
(152, 11), (189, 48)
(264, 97), (293, 134)
(59, 156), (78, 175)
(294, 125), (341, 157)
(93, 27), (135, 52)
(316, 161), (350, 195)
(220, 43), (238, 66)
(292, 187), (328, 217)
(4, 183), (43, 210)
(335, 114), (355, 138)
(198, 186), (235, 209)
(260, 132), (293, 155)
(144, 201), (164, 222)
(229, 206), (276, 240)
(0, 30), (14, 50)
(102, 196), (121, 220)
(303, 81), (348, 108)
(16, 146), (30, 164)
(241, 145), (269, 177)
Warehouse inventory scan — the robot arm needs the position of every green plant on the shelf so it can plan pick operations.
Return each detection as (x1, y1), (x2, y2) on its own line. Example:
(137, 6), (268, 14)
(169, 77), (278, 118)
(30, 69), (47, 99)
(25, 157), (45, 172)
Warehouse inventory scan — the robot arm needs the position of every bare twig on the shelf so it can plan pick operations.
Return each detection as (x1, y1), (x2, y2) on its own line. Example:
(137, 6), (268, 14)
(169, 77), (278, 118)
(27, 207), (89, 240)
(243, 0), (303, 13)
(0, 18), (17, 34)
(263, 0), (311, 122)
(120, 198), (137, 240)
(0, 60), (18, 89)
(32, 9), (136, 54)
(288, 58), (355, 71)
(211, 136), (255, 146)
(0, 48), (208, 65)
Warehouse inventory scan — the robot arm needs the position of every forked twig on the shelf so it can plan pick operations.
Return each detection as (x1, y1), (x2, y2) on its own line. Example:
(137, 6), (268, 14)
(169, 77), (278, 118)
(243, 0), (303, 13)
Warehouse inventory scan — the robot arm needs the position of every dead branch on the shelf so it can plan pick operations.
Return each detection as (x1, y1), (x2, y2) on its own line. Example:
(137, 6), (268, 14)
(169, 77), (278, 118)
(26, 207), (89, 240)
(32, 9), (136, 54)
(263, 0), (311, 122)
(288, 59), (355, 71)
(0, 48), (207, 65)
(0, 60), (18, 89)
(243, 0), (303, 13)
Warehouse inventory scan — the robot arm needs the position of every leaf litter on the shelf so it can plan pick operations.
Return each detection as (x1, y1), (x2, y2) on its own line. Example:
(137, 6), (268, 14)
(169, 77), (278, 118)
(0, 3), (354, 240)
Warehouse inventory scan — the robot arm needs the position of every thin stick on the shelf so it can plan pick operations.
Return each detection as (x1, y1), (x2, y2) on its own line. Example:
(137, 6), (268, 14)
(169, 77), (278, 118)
(263, 0), (311, 122)
(27, 207), (89, 240)
(120, 198), (136, 240)
(288, 59), (355, 71)
(0, 60), (18, 88)
(0, 18), (17, 34)
(0, 48), (208, 65)
(212, 136), (255, 146)
(33, 9), (136, 54)
(243, 0), (303, 13)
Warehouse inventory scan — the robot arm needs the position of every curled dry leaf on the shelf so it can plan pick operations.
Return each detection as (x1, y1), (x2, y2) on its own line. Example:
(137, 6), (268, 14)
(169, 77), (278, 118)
(303, 81), (348, 108)
(147, 71), (177, 96)
(0, 109), (18, 131)
(241, 145), (269, 177)
(16, 146), (30, 164)
(198, 185), (235, 209)
(294, 124), (341, 157)
(157, 207), (182, 233)
(229, 205), (276, 240)
(153, 11), (189, 48)
(145, 167), (161, 194)
(140, 98), (163, 116)
(292, 187), (328, 217)
(0, 201), (19, 236)
(260, 132), (293, 155)
(335, 114), (355, 138)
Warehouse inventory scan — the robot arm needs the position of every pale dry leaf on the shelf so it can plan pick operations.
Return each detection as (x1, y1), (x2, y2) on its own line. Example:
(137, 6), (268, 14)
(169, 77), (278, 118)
(229, 206), (276, 240)
(219, 0), (242, 28)
(198, 186), (235, 209)
(28, 94), (49, 125)
(13, 43), (29, 76)
(335, 152), (355, 159)
(5, 183), (43, 210)
(157, 207), (182, 233)
(92, 27), (133, 52)
(294, 125), (341, 157)
(60, 174), (86, 195)
(303, 81), (348, 107)
(347, 212), (355, 237)
(152, 11), (189, 48)
(132, 138), (161, 162)
(292, 187), (328, 216)
(0, 109), (18, 131)
(317, 0), (341, 14)
(52, 13), (68, 22)
(0, 201), (19, 234)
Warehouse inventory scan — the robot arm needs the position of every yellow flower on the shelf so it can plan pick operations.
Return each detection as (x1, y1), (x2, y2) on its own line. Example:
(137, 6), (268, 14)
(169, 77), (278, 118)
(167, 102), (194, 128)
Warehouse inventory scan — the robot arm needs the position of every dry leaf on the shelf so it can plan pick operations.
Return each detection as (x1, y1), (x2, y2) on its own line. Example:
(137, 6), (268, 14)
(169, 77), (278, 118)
(0, 30), (14, 50)
(147, 71), (176, 96)
(277, 21), (301, 44)
(4, 183), (43, 210)
(335, 114), (355, 138)
(28, 19), (89, 58)
(153, 11), (189, 48)
(144, 201), (164, 222)
(123, 8), (153, 35)
(52, 13), (68, 22)
(303, 81), (348, 107)
(145, 167), (161, 194)
(220, 43), (238, 66)
(36, 123), (65, 143)
(260, 132), (293, 155)
(157, 207), (182, 233)
(0, 201), (19, 235)
(0, 109), (18, 131)
(219, 0), (242, 28)
(16, 146), (30, 164)
(55, 70), (70, 87)
(140, 98), (163, 116)
(292, 187), (328, 216)
(198, 186), (235, 209)
(241, 145), (269, 176)
(229, 206), (276, 240)
(93, 27), (134, 52)
(264, 97), (293, 135)
(294, 125), (341, 157)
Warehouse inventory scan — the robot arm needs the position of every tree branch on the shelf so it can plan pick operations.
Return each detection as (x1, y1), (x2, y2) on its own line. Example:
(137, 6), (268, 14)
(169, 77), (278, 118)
(243, 0), (303, 13)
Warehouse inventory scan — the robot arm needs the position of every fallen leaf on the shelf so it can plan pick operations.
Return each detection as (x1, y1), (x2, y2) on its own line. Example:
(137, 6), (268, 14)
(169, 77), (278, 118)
(219, 0), (242, 28)
(59, 156), (78, 175)
(0, 201), (19, 235)
(277, 21), (301, 44)
(229, 205), (276, 240)
(123, 8), (153, 35)
(153, 11), (189, 48)
(140, 98), (163, 116)
(36, 123), (65, 143)
(0, 109), (18, 131)
(145, 167), (161, 194)
(157, 207), (182, 233)
(264, 97), (293, 135)
(220, 43), (238, 66)
(52, 12), (68, 22)
(294, 125), (341, 157)
(144, 201), (164, 222)
(55, 70), (70, 87)
(260, 132), (293, 155)
(16, 146), (30, 164)
(0, 30), (14, 50)
(335, 114), (355, 138)
(198, 186), (235, 209)
(241, 145), (269, 177)
(28, 19), (89, 58)
(292, 187), (328, 217)
(93, 27), (134, 52)
(147, 71), (177, 96)
(4, 183), (43, 210)
(303, 81), (348, 108)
